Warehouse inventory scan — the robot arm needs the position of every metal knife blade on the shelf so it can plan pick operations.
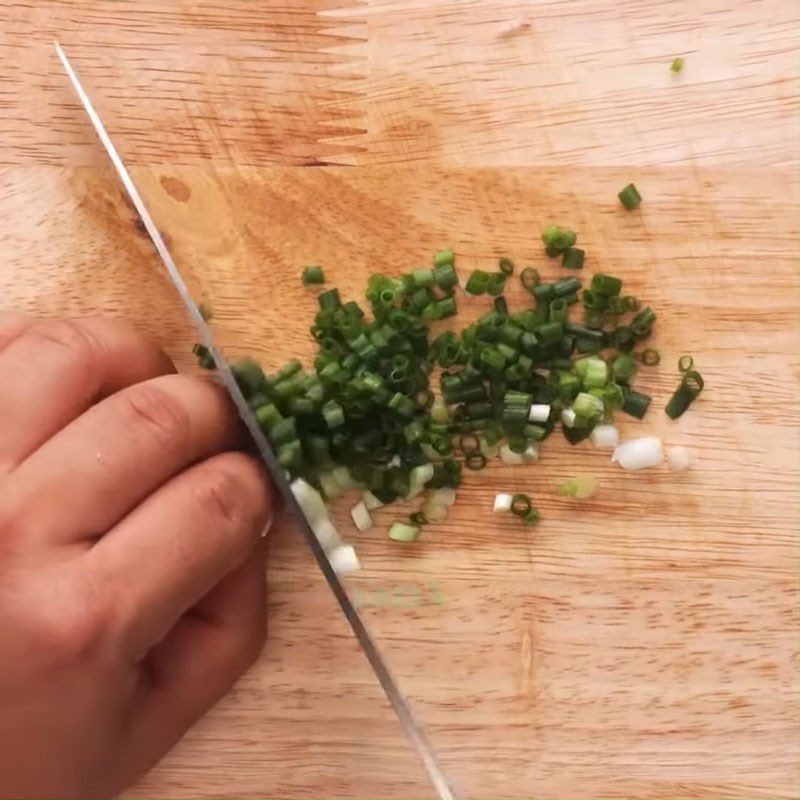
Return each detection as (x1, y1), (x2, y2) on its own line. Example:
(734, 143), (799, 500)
(54, 42), (454, 800)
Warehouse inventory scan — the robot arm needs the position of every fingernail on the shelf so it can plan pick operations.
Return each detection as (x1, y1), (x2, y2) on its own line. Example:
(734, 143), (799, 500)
(259, 508), (274, 539)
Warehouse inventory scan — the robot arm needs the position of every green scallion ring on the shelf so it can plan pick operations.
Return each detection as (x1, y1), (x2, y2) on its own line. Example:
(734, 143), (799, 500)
(499, 257), (515, 276)
(511, 493), (532, 518)
(623, 295), (641, 312)
(640, 348), (660, 366)
(487, 272), (506, 297)
(465, 453), (487, 470)
(678, 354), (694, 372)
(520, 267), (540, 291)
(682, 370), (704, 397)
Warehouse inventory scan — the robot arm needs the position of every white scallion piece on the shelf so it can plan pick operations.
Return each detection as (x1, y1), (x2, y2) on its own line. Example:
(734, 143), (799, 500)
(362, 491), (384, 511)
(387, 454), (402, 468)
(389, 522), (420, 542)
(561, 407), (577, 428)
(430, 397), (451, 423)
(350, 501), (373, 532)
(311, 517), (341, 552)
(406, 463), (434, 499)
(480, 438), (501, 460)
(612, 436), (664, 470)
(590, 424), (619, 449)
(500, 444), (526, 465)
(332, 465), (359, 493)
(493, 493), (513, 513)
(421, 501), (448, 522)
(524, 443), (539, 462)
(668, 445), (692, 472)
(328, 544), (361, 575)
(429, 487), (457, 506)
(528, 403), (551, 423)
(319, 470), (344, 499)
(290, 478), (328, 524)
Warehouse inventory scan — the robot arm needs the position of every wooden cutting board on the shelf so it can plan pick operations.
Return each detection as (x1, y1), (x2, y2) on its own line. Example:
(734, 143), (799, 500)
(1, 2), (798, 799)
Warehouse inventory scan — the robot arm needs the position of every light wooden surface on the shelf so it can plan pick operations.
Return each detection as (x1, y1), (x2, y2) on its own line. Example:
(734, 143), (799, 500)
(1, 2), (798, 799)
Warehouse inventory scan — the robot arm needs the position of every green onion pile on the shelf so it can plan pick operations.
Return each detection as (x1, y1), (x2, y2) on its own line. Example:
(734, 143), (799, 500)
(194, 221), (705, 570)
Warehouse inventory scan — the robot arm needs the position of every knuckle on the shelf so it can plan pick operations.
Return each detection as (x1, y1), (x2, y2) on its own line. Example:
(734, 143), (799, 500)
(192, 460), (254, 534)
(29, 581), (111, 663)
(28, 318), (96, 365)
(119, 380), (192, 448)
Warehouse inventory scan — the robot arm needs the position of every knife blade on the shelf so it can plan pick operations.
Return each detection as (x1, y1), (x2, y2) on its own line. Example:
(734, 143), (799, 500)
(54, 41), (455, 800)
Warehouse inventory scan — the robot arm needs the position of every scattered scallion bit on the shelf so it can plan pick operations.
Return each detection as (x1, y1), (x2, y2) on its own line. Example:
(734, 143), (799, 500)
(557, 475), (599, 500)
(665, 370), (704, 419)
(670, 57), (685, 73)
(678, 354), (694, 372)
(194, 214), (704, 554)
(302, 265), (325, 285)
(389, 521), (421, 542)
(198, 302), (213, 321)
(640, 348), (660, 366)
(618, 183), (642, 210)
(541, 225), (577, 256)
(562, 247), (584, 269)
(499, 257), (515, 276)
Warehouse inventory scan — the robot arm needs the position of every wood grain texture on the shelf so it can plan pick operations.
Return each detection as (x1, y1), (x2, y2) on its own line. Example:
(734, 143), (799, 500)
(0, 0), (798, 798)
(0, 0), (365, 166)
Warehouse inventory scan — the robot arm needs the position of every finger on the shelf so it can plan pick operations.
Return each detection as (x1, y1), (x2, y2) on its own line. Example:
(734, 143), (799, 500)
(131, 540), (268, 762)
(88, 450), (273, 657)
(0, 317), (174, 473)
(4, 374), (241, 546)
(0, 311), (33, 352)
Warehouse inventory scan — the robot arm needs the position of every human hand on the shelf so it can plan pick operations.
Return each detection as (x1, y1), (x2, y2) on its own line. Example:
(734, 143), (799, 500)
(0, 314), (274, 799)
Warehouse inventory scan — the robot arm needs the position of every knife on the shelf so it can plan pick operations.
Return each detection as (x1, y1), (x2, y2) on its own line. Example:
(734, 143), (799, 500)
(54, 42), (455, 800)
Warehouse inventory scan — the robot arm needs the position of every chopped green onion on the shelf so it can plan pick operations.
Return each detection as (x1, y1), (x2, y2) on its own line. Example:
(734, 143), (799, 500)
(623, 295), (640, 312)
(591, 273), (622, 296)
(465, 269), (490, 295)
(553, 277), (582, 298)
(670, 57), (685, 73)
(678, 354), (694, 372)
(487, 272), (507, 297)
(409, 511), (427, 526)
(511, 493), (532, 517)
(319, 289), (342, 312)
(465, 453), (487, 470)
(433, 262), (458, 290)
(557, 475), (599, 500)
(541, 226), (577, 255)
(193, 343), (215, 370)
(573, 392), (604, 419)
(434, 248), (455, 268)
(562, 247), (584, 269)
(412, 268), (435, 288)
(520, 268), (540, 291)
(302, 265), (325, 285)
(640, 348), (660, 366)
(622, 390), (651, 419)
(198, 303), (213, 321)
(499, 257), (515, 276)
(321, 399), (345, 428)
(389, 521), (421, 542)
(618, 183), (642, 210)
(613, 353), (637, 381)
